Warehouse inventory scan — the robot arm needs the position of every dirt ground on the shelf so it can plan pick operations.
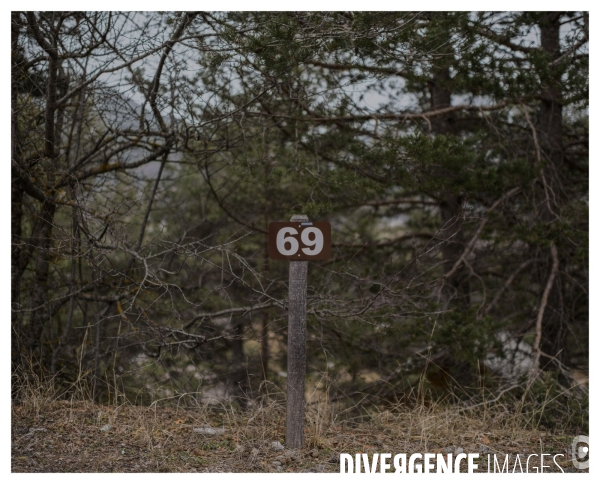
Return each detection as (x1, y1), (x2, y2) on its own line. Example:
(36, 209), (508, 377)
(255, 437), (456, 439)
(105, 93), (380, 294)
(11, 399), (587, 473)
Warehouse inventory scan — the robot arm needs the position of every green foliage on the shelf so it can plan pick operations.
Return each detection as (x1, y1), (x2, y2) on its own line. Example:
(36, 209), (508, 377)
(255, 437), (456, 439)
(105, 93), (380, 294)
(12, 12), (587, 432)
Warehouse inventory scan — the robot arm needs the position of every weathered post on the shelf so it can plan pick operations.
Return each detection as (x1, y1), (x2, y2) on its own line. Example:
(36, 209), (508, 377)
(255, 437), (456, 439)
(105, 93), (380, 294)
(268, 215), (330, 448)
(286, 214), (308, 449)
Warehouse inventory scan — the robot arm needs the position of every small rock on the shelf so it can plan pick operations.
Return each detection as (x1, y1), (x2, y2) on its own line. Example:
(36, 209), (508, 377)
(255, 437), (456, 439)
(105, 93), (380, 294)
(235, 444), (245, 453)
(285, 449), (299, 461)
(455, 447), (464, 454)
(480, 444), (490, 453)
(275, 454), (287, 464)
(272, 460), (282, 466)
(193, 427), (225, 435)
(251, 447), (260, 457)
(271, 441), (285, 451)
(311, 448), (319, 458)
(100, 424), (112, 432)
(443, 446), (454, 453)
(315, 464), (326, 472)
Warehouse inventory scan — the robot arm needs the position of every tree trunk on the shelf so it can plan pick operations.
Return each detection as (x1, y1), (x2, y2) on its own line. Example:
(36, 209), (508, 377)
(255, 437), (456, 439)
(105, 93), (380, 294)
(538, 13), (566, 369)
(11, 12), (23, 373)
(260, 230), (270, 384)
(430, 68), (470, 308)
(231, 317), (249, 405)
(25, 17), (59, 361)
(26, 201), (57, 356)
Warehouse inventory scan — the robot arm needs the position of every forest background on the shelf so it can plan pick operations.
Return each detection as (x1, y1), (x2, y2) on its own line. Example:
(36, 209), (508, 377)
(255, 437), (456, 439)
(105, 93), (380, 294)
(10, 11), (589, 462)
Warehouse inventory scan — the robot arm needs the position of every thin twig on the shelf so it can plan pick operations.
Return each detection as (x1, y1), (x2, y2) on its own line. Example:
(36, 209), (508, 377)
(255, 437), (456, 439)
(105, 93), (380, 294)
(531, 244), (559, 374)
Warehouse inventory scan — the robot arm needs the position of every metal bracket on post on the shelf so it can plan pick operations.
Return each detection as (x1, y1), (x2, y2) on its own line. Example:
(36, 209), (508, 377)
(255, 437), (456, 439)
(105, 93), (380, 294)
(286, 214), (308, 449)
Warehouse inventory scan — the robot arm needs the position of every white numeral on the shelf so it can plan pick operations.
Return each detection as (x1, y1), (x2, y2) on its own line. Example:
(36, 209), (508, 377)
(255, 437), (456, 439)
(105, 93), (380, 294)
(301, 227), (324, 255)
(276, 227), (299, 256)
(276, 226), (325, 256)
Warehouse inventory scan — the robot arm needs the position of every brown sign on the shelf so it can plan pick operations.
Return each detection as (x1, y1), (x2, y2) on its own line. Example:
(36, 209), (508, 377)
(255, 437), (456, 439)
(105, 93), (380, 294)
(268, 221), (331, 260)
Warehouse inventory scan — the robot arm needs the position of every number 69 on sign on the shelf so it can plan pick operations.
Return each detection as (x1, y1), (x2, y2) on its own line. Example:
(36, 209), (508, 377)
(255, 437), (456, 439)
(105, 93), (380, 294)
(268, 222), (331, 260)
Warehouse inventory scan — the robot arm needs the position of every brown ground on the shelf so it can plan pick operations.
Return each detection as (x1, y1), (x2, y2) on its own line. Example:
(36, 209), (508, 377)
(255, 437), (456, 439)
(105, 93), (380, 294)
(11, 398), (587, 473)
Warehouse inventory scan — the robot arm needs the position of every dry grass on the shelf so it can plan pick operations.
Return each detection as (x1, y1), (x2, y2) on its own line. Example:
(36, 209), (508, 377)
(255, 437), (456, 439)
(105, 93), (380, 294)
(11, 371), (588, 473)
